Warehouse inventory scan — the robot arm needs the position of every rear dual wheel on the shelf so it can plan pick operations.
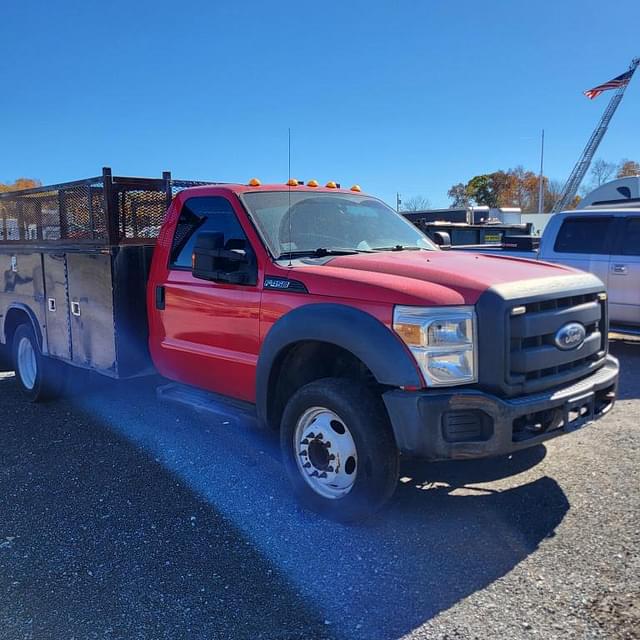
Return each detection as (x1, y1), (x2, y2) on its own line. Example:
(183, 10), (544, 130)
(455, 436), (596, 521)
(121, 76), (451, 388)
(281, 378), (399, 522)
(12, 324), (65, 402)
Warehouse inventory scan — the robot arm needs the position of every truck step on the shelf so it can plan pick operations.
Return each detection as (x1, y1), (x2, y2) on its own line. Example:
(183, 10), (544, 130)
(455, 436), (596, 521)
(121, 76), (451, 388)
(156, 383), (258, 427)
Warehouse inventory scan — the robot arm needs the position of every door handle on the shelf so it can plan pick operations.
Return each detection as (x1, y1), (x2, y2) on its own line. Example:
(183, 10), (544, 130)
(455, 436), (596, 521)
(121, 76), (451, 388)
(155, 285), (166, 310)
(611, 264), (628, 275)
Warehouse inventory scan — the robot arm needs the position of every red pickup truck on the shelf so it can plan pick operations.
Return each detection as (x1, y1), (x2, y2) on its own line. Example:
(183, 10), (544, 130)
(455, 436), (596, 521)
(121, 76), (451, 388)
(0, 169), (619, 520)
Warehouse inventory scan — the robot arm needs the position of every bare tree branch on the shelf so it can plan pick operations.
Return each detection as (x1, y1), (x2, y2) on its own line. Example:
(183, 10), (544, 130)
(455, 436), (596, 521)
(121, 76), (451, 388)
(589, 159), (616, 187)
(401, 195), (432, 212)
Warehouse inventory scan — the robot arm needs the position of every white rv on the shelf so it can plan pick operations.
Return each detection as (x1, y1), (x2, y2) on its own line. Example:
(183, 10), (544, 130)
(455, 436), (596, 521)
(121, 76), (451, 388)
(580, 176), (640, 209)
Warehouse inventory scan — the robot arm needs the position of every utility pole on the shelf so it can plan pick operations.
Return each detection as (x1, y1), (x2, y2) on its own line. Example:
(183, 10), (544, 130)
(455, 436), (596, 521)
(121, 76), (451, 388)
(396, 192), (402, 213)
(537, 129), (545, 214)
(552, 57), (639, 212)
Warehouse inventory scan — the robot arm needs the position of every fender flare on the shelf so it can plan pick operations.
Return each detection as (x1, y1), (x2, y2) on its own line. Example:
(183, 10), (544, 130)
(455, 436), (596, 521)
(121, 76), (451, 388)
(256, 303), (422, 424)
(2, 303), (44, 350)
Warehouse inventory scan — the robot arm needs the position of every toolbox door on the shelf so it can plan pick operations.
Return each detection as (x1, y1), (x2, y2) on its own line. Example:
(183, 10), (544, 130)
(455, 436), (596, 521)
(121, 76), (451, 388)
(43, 253), (72, 360)
(66, 252), (117, 373)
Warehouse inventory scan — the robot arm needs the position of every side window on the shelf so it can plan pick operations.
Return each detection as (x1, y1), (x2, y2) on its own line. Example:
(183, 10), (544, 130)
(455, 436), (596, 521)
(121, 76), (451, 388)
(170, 196), (252, 269)
(619, 217), (640, 256)
(554, 217), (614, 254)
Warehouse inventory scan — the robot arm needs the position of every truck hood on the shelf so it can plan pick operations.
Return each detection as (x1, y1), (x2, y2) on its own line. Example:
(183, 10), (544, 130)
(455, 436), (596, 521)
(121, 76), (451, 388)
(291, 250), (583, 306)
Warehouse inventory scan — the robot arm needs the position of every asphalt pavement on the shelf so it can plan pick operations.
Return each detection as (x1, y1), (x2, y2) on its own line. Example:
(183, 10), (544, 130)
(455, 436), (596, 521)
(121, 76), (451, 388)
(0, 339), (638, 640)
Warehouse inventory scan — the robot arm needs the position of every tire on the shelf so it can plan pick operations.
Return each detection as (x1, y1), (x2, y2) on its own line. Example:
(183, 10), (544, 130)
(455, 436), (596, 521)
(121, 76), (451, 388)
(280, 377), (399, 522)
(12, 324), (65, 402)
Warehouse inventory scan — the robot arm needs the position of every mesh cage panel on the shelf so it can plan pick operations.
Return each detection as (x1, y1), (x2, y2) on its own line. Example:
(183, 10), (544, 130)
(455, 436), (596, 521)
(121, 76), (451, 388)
(117, 180), (211, 240)
(0, 172), (214, 244)
(119, 189), (168, 239)
(0, 180), (105, 242)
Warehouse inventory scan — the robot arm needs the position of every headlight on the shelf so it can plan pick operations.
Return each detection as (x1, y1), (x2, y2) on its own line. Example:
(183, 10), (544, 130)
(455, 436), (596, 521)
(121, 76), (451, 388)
(393, 306), (477, 386)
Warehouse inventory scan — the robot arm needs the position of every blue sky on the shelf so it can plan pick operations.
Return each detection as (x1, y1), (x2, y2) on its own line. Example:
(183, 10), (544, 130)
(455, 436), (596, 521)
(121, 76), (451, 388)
(1, 0), (638, 208)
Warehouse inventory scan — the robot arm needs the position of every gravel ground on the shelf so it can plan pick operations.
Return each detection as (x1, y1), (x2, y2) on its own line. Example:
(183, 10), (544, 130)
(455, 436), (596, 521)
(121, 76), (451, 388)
(0, 339), (638, 640)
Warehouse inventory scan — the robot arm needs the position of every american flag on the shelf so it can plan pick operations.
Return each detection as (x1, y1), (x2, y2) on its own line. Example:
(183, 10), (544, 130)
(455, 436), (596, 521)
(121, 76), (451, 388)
(584, 68), (635, 99)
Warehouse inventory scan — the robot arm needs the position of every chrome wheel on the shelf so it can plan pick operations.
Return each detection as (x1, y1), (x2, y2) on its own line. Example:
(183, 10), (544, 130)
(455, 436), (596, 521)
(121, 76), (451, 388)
(294, 407), (358, 500)
(17, 336), (37, 390)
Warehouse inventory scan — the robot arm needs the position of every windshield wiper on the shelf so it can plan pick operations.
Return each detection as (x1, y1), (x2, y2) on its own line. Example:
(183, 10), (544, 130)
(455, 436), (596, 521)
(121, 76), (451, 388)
(276, 247), (371, 259)
(371, 245), (422, 252)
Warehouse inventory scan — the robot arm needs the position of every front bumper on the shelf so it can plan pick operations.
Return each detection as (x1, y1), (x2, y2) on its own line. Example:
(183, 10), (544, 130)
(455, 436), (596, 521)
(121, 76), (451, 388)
(382, 355), (619, 460)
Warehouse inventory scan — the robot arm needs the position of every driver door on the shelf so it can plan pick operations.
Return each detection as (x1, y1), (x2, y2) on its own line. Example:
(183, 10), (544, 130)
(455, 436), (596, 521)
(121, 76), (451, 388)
(158, 195), (261, 401)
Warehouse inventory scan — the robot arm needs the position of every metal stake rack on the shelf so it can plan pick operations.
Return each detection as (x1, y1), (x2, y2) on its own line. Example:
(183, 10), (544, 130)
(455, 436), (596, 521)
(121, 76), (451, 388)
(0, 167), (212, 245)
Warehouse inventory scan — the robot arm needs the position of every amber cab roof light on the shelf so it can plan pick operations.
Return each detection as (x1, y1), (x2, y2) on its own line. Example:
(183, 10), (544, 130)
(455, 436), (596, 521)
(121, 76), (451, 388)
(248, 177), (261, 187)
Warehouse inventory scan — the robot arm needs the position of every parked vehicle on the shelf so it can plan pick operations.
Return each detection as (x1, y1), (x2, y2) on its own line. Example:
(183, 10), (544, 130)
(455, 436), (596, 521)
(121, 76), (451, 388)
(578, 176), (640, 208)
(0, 169), (619, 521)
(537, 209), (640, 332)
(444, 185), (640, 332)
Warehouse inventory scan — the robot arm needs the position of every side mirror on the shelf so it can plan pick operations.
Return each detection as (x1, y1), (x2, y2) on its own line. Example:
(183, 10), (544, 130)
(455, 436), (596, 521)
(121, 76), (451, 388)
(192, 231), (253, 284)
(432, 231), (451, 249)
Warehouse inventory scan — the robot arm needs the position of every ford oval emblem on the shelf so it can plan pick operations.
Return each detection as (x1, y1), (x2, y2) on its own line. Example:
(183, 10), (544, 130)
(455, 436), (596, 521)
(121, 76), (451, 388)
(554, 322), (586, 351)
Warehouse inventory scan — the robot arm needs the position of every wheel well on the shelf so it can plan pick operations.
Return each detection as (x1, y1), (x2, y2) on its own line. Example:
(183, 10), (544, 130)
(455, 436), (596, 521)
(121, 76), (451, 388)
(3, 308), (40, 351)
(266, 340), (381, 430)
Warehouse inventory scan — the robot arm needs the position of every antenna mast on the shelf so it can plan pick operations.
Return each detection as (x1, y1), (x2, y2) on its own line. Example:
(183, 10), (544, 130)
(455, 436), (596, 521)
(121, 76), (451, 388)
(552, 56), (639, 213)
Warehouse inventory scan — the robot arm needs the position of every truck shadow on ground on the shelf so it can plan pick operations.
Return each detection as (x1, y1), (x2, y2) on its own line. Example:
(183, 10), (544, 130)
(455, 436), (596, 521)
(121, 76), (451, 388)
(0, 373), (569, 640)
(0, 374), (334, 640)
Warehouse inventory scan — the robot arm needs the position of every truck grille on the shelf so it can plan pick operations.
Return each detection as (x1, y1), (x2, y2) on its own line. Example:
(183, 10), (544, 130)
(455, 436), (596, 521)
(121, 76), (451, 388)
(507, 292), (606, 393)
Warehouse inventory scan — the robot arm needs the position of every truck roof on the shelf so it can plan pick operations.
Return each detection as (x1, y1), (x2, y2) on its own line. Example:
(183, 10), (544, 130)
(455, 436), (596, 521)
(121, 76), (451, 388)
(181, 182), (366, 197)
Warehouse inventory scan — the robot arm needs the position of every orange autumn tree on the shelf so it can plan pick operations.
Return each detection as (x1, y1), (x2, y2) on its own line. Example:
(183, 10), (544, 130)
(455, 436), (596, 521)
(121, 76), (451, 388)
(617, 160), (640, 178)
(0, 178), (41, 193)
(456, 167), (547, 212)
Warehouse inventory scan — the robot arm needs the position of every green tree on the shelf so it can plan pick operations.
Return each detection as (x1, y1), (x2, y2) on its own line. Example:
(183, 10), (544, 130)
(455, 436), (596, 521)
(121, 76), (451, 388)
(447, 183), (471, 208)
(466, 174), (499, 208)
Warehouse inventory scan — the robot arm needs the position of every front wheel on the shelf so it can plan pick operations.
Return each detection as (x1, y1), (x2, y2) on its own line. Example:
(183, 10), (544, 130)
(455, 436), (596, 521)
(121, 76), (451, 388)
(12, 324), (65, 402)
(280, 378), (399, 522)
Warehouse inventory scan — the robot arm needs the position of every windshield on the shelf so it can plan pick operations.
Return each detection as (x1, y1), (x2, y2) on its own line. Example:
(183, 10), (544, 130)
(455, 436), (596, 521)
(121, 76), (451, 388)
(241, 191), (436, 258)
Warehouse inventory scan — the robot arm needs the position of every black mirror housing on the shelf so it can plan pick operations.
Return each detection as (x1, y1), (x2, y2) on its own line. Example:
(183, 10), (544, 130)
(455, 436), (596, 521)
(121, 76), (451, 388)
(432, 231), (452, 249)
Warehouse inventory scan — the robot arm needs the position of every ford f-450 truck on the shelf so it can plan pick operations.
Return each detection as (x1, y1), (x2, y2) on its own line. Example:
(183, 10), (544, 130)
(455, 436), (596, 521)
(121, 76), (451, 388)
(0, 169), (619, 521)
